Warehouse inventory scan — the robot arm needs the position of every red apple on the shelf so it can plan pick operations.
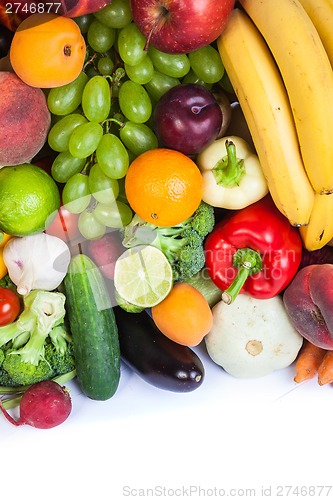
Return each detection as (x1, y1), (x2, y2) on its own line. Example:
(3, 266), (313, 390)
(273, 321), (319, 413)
(130, 0), (236, 54)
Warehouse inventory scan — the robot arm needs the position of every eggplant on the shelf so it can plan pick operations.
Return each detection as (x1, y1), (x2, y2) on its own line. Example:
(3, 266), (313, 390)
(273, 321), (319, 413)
(113, 306), (205, 392)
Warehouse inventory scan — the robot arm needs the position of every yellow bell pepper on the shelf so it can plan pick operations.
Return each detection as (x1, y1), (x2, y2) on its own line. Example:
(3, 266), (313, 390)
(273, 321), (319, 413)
(196, 135), (268, 210)
(0, 232), (13, 279)
(0, 247), (7, 279)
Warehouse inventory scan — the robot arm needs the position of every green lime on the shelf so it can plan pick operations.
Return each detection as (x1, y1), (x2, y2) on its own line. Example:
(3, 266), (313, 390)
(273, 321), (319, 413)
(0, 163), (60, 236)
(114, 245), (173, 308)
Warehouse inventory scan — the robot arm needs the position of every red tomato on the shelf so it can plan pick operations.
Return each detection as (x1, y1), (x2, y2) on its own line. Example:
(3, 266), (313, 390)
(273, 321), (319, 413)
(45, 205), (80, 243)
(0, 287), (21, 326)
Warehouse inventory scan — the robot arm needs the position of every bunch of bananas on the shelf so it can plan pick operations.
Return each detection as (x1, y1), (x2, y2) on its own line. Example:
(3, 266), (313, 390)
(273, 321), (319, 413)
(217, 0), (333, 250)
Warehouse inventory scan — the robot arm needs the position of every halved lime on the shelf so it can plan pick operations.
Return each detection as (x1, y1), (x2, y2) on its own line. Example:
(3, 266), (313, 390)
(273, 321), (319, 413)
(114, 245), (173, 308)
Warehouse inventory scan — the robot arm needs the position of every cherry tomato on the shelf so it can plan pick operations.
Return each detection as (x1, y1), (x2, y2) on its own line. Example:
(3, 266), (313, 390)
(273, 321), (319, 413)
(0, 287), (21, 326)
(45, 205), (80, 243)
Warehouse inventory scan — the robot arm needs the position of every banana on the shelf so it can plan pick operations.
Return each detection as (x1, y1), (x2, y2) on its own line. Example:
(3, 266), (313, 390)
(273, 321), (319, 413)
(299, 193), (333, 249)
(239, 0), (333, 194)
(297, 0), (333, 68)
(217, 9), (314, 227)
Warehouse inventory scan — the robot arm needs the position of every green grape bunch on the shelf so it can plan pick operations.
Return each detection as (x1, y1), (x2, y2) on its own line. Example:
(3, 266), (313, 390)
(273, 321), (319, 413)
(45, 0), (231, 242)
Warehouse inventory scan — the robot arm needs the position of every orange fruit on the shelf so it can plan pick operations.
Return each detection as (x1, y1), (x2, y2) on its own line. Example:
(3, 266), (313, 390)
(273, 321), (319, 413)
(125, 148), (203, 227)
(151, 282), (213, 347)
(9, 13), (86, 88)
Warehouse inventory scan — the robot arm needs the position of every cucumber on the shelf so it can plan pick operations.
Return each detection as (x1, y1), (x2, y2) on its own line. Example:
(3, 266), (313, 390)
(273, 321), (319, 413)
(64, 254), (120, 401)
(113, 306), (205, 392)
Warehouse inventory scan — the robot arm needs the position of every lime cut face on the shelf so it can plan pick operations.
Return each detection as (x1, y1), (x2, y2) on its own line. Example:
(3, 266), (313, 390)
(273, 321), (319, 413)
(114, 245), (173, 308)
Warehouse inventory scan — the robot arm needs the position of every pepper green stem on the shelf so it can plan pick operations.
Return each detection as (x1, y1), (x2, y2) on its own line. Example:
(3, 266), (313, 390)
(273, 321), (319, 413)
(213, 140), (245, 188)
(222, 248), (262, 304)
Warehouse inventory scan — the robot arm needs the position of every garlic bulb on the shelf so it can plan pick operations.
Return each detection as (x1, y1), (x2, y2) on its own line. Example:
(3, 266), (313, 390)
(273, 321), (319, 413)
(3, 233), (71, 295)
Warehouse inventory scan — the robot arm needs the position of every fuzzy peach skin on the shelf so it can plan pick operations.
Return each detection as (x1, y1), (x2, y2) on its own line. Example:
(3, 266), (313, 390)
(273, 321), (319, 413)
(0, 71), (51, 166)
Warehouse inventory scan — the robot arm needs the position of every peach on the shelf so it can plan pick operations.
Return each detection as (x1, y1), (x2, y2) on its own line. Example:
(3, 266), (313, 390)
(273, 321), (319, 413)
(283, 264), (333, 349)
(0, 71), (51, 166)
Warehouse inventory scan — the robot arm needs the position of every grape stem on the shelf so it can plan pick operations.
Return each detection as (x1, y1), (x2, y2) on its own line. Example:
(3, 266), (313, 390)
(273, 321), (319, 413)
(83, 52), (98, 70)
(102, 117), (125, 133)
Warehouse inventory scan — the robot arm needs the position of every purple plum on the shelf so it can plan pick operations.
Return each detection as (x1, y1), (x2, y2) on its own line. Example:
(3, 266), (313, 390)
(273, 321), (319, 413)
(153, 83), (223, 155)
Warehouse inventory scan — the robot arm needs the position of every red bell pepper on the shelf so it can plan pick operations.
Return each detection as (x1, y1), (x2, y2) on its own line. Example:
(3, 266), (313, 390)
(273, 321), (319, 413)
(204, 196), (302, 303)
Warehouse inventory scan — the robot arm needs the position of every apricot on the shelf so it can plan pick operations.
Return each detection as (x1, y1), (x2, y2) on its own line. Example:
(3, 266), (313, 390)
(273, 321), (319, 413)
(0, 71), (51, 166)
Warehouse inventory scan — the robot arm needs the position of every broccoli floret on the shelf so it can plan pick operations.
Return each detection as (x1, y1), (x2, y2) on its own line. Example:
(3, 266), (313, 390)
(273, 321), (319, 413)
(44, 327), (75, 377)
(2, 349), (53, 386)
(0, 367), (18, 387)
(0, 290), (73, 388)
(122, 201), (215, 281)
(187, 200), (215, 237)
(0, 347), (17, 387)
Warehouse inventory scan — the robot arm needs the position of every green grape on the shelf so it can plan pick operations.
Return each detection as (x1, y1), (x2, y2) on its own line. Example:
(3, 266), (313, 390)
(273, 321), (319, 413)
(120, 121), (158, 157)
(117, 22), (147, 65)
(125, 56), (154, 84)
(82, 75), (111, 123)
(96, 133), (129, 179)
(85, 65), (100, 79)
(182, 69), (212, 89)
(62, 173), (91, 214)
(144, 71), (180, 102)
(117, 176), (127, 204)
(188, 45), (225, 84)
(69, 121), (104, 159)
(118, 80), (152, 123)
(87, 18), (116, 53)
(74, 14), (94, 34)
(88, 163), (120, 204)
(97, 56), (114, 76)
(78, 210), (106, 240)
(48, 113), (88, 152)
(47, 72), (89, 116)
(93, 200), (133, 228)
(51, 151), (86, 183)
(219, 71), (235, 95)
(148, 46), (191, 79)
(93, 0), (132, 29)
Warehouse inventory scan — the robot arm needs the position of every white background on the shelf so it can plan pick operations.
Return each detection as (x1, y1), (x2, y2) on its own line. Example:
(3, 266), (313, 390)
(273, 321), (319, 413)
(2, 342), (333, 500)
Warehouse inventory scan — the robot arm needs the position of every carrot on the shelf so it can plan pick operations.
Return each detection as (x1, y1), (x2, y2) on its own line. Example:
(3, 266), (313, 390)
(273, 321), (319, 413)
(317, 350), (333, 386)
(294, 339), (327, 383)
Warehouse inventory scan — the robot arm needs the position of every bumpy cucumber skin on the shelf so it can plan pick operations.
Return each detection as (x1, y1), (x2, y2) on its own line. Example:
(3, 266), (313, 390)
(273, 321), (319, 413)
(64, 254), (121, 401)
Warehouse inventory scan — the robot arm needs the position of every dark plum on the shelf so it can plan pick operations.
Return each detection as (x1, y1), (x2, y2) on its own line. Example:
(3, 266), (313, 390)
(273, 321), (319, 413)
(153, 83), (223, 155)
(0, 26), (14, 58)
